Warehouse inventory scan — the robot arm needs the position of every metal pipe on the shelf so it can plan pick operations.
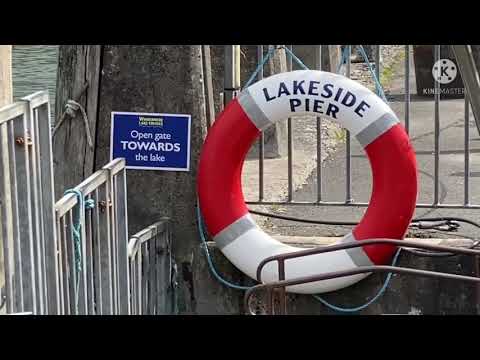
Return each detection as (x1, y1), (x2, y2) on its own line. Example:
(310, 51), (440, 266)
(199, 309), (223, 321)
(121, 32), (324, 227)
(247, 200), (480, 209)
(345, 45), (352, 203)
(434, 45), (441, 205)
(405, 45), (410, 134)
(256, 238), (480, 282)
(287, 45), (293, 202)
(451, 45), (480, 136)
(465, 94), (470, 205)
(257, 45), (264, 202)
(375, 45), (381, 84)
(316, 45), (323, 202)
(202, 45), (215, 129)
(277, 259), (287, 315)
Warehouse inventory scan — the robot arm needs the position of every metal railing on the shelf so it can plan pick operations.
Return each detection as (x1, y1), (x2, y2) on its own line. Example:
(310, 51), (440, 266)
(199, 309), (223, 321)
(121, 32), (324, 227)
(0, 91), (56, 315)
(1, 92), (175, 315)
(225, 45), (480, 210)
(128, 220), (176, 315)
(244, 239), (480, 315)
(54, 159), (175, 315)
(54, 158), (130, 315)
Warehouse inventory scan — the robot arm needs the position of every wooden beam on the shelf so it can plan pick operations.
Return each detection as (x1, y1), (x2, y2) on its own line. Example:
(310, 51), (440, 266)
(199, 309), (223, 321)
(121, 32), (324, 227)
(93, 46), (208, 314)
(0, 45), (12, 311)
(0, 45), (12, 107)
(53, 46), (102, 200)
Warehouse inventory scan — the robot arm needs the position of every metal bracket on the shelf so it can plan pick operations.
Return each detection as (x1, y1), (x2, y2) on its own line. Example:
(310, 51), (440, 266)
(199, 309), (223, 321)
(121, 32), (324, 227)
(451, 45), (480, 136)
(245, 239), (480, 315)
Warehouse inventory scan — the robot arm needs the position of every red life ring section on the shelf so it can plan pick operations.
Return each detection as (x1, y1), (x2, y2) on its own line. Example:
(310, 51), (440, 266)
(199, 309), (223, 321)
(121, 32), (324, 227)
(197, 70), (417, 294)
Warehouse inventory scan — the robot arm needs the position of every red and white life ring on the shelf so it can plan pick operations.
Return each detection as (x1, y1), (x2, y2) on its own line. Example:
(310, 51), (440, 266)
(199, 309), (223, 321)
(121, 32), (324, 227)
(198, 70), (417, 294)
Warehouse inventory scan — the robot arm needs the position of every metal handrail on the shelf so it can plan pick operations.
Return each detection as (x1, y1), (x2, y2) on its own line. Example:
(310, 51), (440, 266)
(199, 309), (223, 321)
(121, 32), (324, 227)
(246, 239), (480, 315)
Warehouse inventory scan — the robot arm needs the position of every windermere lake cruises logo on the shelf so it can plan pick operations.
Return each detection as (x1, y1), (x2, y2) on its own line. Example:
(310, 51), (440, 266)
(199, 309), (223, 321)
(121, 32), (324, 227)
(424, 58), (464, 96)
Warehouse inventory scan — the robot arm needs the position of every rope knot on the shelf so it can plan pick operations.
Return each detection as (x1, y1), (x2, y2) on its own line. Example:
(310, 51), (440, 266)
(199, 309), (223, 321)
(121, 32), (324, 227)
(65, 100), (81, 118)
(85, 198), (95, 210)
(53, 99), (94, 150)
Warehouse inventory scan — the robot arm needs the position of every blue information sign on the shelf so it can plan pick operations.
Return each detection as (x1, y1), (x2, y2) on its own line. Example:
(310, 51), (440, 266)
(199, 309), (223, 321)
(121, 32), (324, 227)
(110, 112), (191, 171)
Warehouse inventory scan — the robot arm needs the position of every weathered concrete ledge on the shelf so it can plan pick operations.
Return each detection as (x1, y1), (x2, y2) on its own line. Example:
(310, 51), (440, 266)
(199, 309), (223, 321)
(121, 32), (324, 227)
(274, 235), (477, 248)
(192, 237), (480, 315)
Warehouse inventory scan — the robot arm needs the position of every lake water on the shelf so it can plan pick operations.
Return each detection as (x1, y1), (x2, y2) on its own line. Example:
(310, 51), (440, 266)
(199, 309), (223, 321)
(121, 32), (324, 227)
(12, 45), (59, 110)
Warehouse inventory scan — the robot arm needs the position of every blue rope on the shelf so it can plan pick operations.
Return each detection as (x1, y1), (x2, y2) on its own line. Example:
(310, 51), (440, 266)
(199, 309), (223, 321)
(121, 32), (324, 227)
(197, 198), (402, 313)
(243, 46), (276, 90)
(196, 201), (253, 290)
(356, 45), (388, 102)
(63, 188), (95, 313)
(312, 248), (402, 313)
(336, 45), (351, 74)
(283, 46), (309, 70)
(243, 46), (310, 90)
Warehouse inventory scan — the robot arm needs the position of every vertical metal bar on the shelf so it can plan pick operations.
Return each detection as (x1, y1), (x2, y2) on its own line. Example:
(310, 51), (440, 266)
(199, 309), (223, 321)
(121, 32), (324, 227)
(23, 103), (44, 315)
(85, 199), (95, 314)
(114, 169), (130, 315)
(7, 119), (23, 312)
(265, 287), (273, 315)
(154, 230), (161, 315)
(136, 247), (142, 315)
(224, 45), (238, 105)
(345, 45), (352, 203)
(405, 45), (411, 134)
(0, 122), (15, 313)
(202, 45), (215, 129)
(60, 215), (70, 314)
(77, 191), (88, 315)
(55, 215), (63, 314)
(55, 213), (65, 315)
(66, 210), (77, 314)
(32, 107), (47, 313)
(149, 236), (156, 315)
(316, 45), (323, 202)
(155, 233), (163, 314)
(375, 45), (381, 84)
(257, 45), (265, 202)
(36, 100), (59, 314)
(219, 93), (224, 113)
(287, 45), (294, 202)
(34, 107), (48, 313)
(234, 45), (241, 93)
(452, 45), (480, 136)
(12, 111), (36, 314)
(277, 260), (287, 315)
(465, 94), (470, 205)
(92, 188), (102, 315)
(166, 220), (175, 315)
(142, 242), (149, 314)
(108, 175), (118, 314)
(434, 44), (441, 205)
(98, 182), (113, 314)
(130, 259), (136, 315)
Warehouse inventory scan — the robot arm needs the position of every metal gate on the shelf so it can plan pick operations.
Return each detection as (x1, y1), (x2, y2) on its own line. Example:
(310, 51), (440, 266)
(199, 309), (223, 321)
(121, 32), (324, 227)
(0, 92), (57, 315)
(1, 92), (175, 315)
(218, 45), (480, 211)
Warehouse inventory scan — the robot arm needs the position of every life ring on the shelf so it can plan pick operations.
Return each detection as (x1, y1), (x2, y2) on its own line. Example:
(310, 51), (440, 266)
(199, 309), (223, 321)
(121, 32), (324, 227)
(198, 70), (417, 294)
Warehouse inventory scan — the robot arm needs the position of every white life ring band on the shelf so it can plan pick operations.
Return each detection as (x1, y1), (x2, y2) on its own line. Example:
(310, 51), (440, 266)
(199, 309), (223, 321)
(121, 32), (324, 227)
(198, 70), (418, 294)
